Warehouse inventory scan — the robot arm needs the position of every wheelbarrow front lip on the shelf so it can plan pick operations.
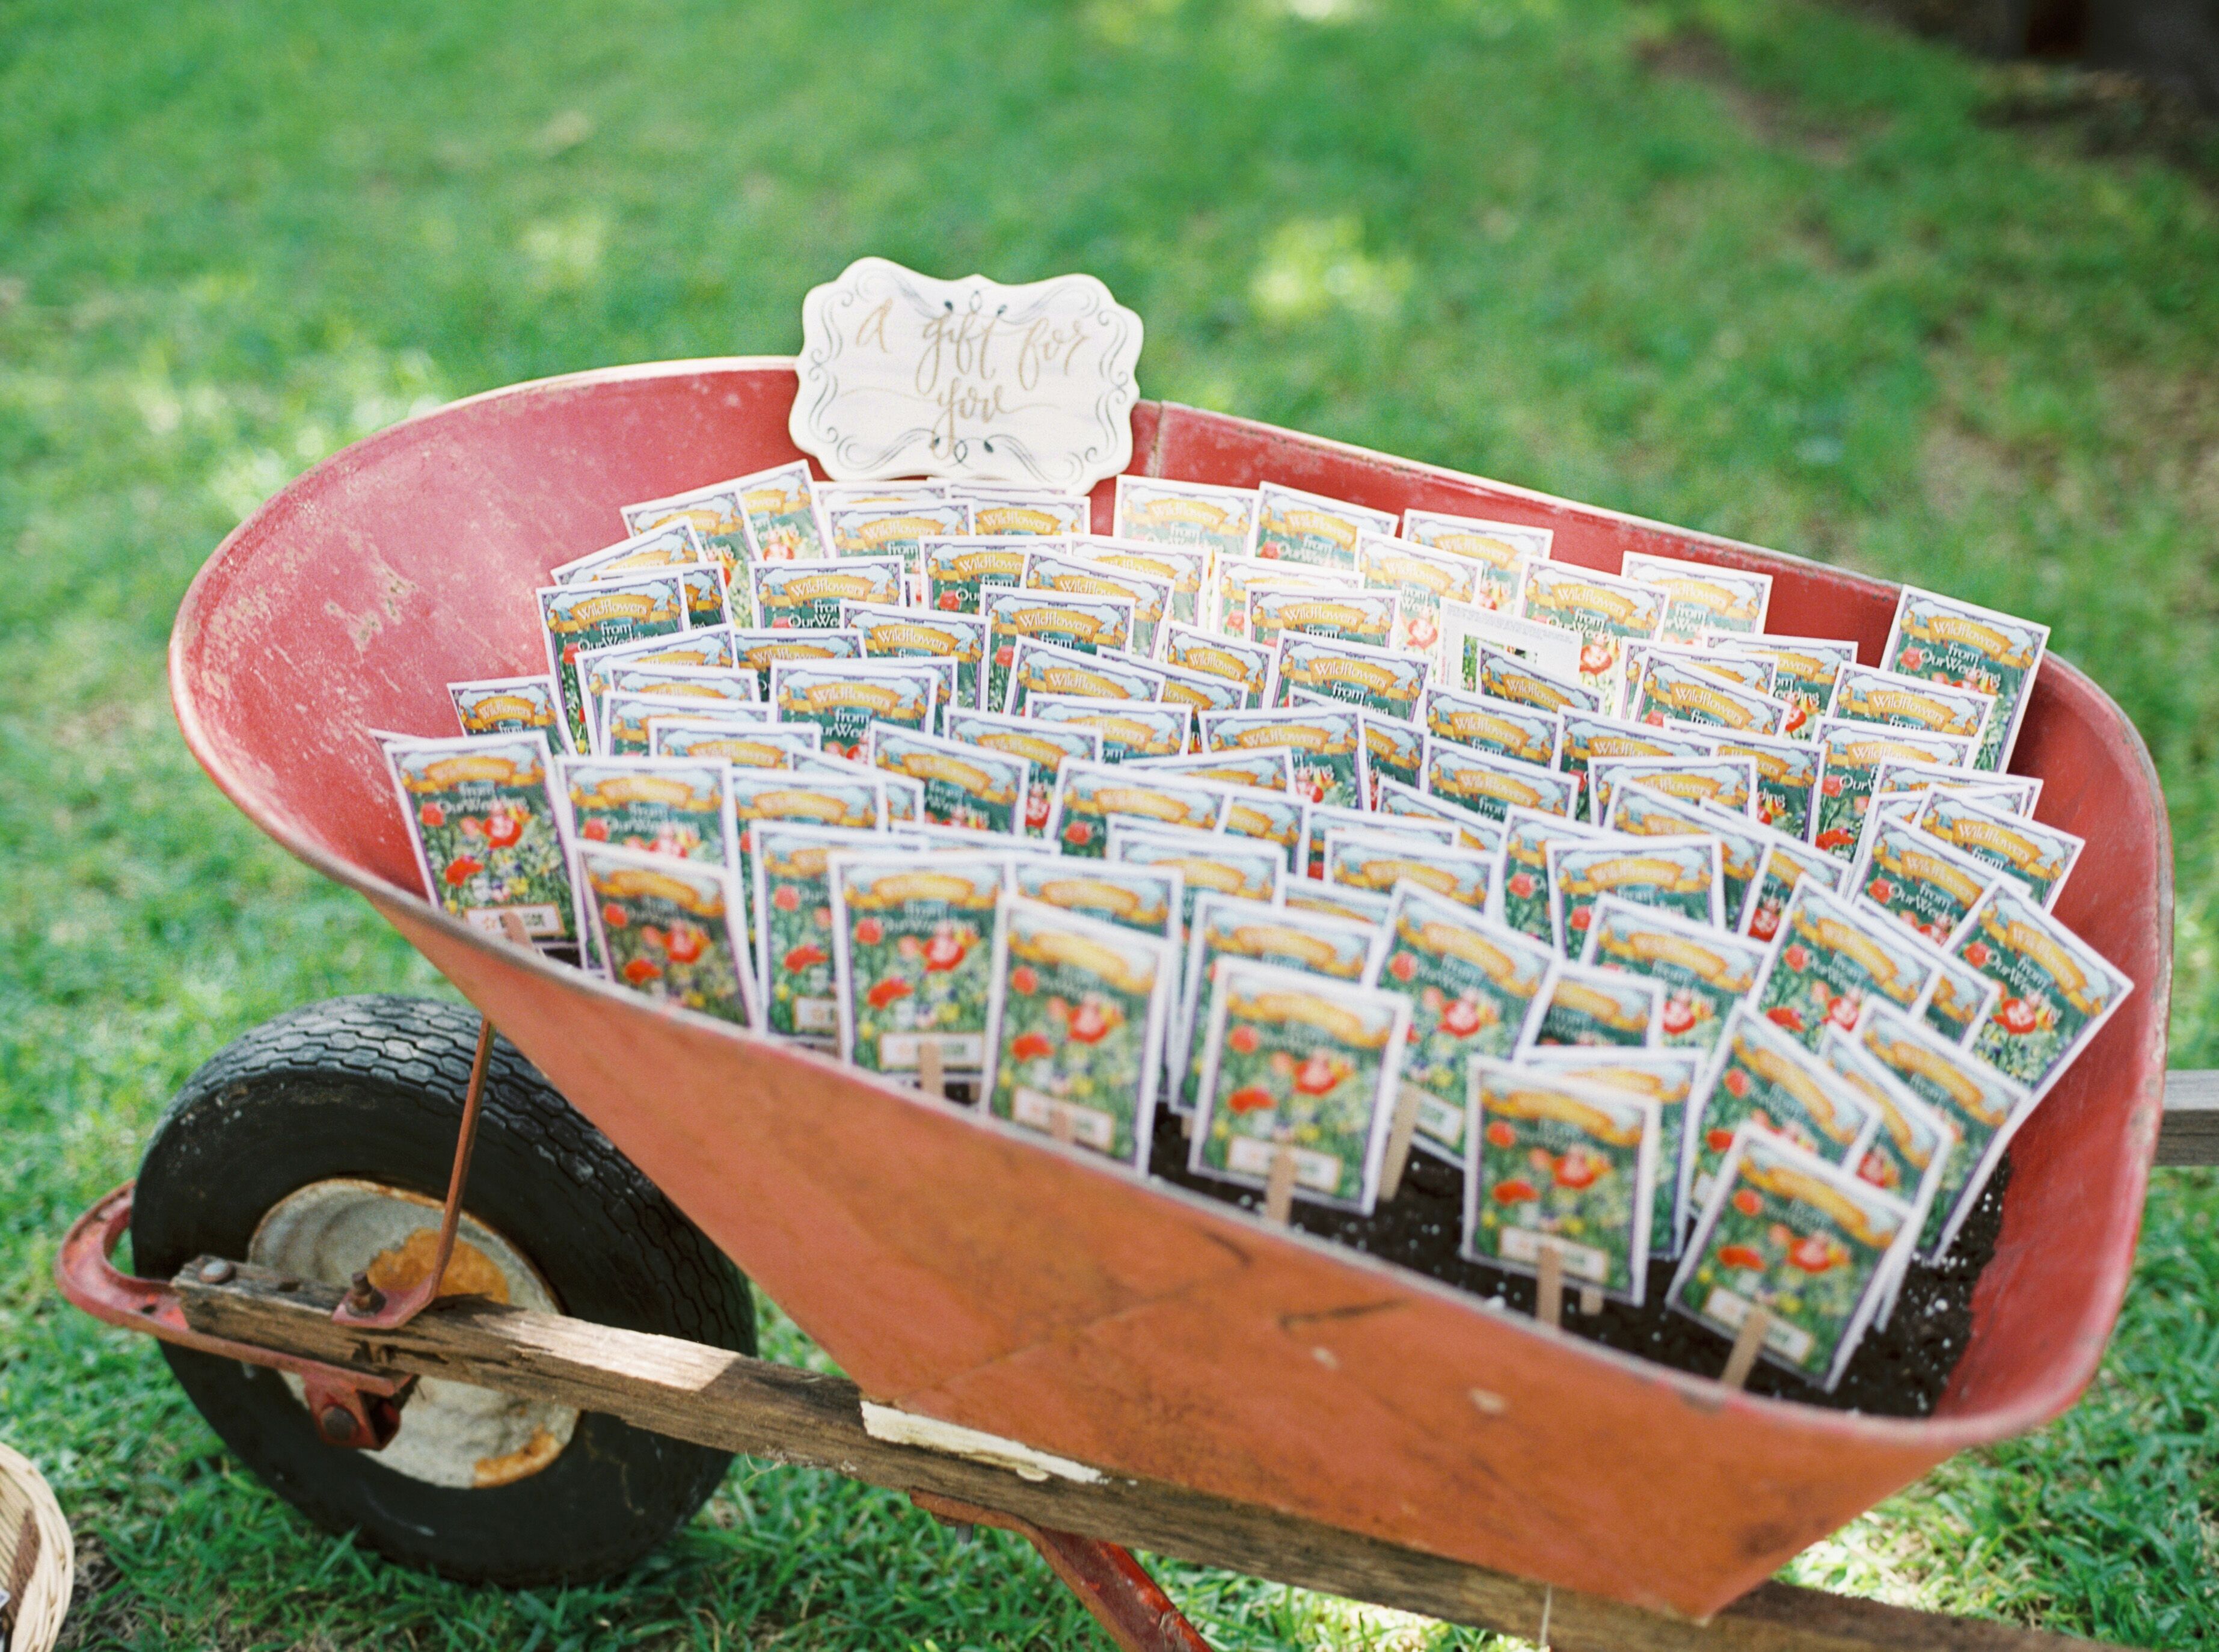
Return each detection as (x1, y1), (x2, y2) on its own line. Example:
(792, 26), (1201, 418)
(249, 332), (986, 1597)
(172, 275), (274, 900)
(165, 354), (2173, 1611)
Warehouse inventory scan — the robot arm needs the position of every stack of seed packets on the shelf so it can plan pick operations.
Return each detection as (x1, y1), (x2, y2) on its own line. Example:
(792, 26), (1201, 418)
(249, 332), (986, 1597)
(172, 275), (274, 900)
(379, 468), (2140, 1396)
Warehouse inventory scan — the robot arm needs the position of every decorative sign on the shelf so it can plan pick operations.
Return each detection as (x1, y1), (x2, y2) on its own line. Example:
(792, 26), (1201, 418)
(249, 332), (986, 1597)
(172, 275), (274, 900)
(790, 257), (1143, 491)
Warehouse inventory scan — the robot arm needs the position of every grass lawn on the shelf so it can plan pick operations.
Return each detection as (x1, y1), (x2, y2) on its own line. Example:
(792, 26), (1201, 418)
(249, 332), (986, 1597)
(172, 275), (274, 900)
(4, 0), (2218, 1644)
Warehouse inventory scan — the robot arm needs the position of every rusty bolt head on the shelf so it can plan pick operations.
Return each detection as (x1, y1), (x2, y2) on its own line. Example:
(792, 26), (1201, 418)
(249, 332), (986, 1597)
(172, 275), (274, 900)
(197, 1259), (235, 1284)
(318, 1405), (358, 1445)
(343, 1271), (385, 1314)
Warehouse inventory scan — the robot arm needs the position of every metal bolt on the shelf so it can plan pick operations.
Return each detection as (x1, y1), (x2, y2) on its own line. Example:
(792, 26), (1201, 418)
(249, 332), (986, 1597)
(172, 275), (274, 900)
(197, 1258), (235, 1284)
(343, 1272), (385, 1313)
(318, 1405), (357, 1445)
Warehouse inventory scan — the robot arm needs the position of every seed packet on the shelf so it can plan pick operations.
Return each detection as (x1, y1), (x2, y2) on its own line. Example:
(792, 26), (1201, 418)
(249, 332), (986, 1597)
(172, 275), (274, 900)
(1559, 711), (1719, 797)
(1951, 880), (2134, 1099)
(1302, 805), (1454, 882)
(1160, 622), (1272, 705)
(1590, 754), (1757, 826)
(1443, 605), (1589, 700)
(1024, 547), (1173, 655)
(790, 750), (922, 824)
(1526, 960), (1663, 1049)
(1622, 642), (1778, 714)
(1551, 837), (1724, 951)
(1003, 636), (1168, 716)
(1815, 1028), (1957, 1324)
(1809, 719), (1976, 859)
(604, 691), (767, 757)
(985, 591), (1138, 706)
(958, 488), (1091, 538)
(1847, 815), (2004, 950)
(1109, 821), (1284, 926)
(1633, 658), (1791, 738)
(1618, 553), (1772, 645)
(1919, 948), (2003, 1046)
(1603, 782), (1751, 926)
(1113, 475), (1259, 562)
(451, 675), (562, 738)
(1700, 731), (1819, 840)
(1213, 556), (1338, 637)
(752, 821), (896, 1045)
(1202, 705), (1367, 811)
(627, 462), (829, 570)
(1153, 658), (1250, 738)
(1128, 745), (1295, 794)
(1422, 685), (1561, 769)
(1031, 696), (1191, 762)
(1218, 785), (1309, 875)
(1374, 779), (1503, 856)
(1189, 957), (1409, 1212)
(580, 630), (740, 734)
(1494, 807), (1615, 947)
(1681, 1008), (1880, 1224)
(597, 665), (758, 750)
(1426, 738), (1581, 822)
(1271, 633), (1431, 722)
(1401, 511), (1550, 612)
(559, 753), (737, 864)
(1354, 709), (1427, 803)
(1669, 1126), (1911, 1390)
(1741, 831), (1849, 944)
(1466, 1058), (1659, 1303)
(1752, 880), (1939, 1049)
(1011, 853), (1182, 948)
(983, 897), (1176, 1167)
(1174, 895), (1383, 1109)
(1709, 634), (1855, 742)
(1832, 665), (1997, 757)
(726, 767), (883, 935)
(1076, 536), (1210, 627)
(539, 576), (690, 753)
(1048, 760), (1229, 858)
(1915, 791), (2081, 912)
(725, 626), (865, 701)
(1249, 586), (1399, 654)
(385, 733), (575, 945)
(1250, 481), (1398, 570)
(1518, 560), (1669, 706)
(1581, 895), (1764, 1054)
(825, 499), (971, 591)
(1521, 1048), (1704, 1259)
(1882, 586), (2049, 771)
(1285, 881), (1392, 923)
(867, 723), (1028, 835)
(770, 660), (938, 761)
(1875, 760), (2042, 819)
(1856, 1004), (2031, 1258)
(1367, 887), (1552, 1162)
(750, 557), (903, 633)
(1324, 831), (1496, 910)
(830, 849), (1005, 1078)
(552, 521), (713, 591)
(944, 710), (1099, 839)
(1355, 532), (1481, 659)
(654, 719), (821, 769)
(815, 481), (947, 513)
(580, 840), (757, 1027)
(841, 603), (989, 713)
(921, 535), (1034, 615)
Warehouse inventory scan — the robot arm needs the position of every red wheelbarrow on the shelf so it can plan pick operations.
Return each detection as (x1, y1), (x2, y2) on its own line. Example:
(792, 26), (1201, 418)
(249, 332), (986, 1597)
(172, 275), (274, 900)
(56, 360), (2178, 1650)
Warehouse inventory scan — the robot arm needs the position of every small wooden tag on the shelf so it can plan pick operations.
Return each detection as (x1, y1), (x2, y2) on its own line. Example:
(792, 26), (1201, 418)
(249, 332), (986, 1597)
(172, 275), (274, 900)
(1049, 1106), (1076, 1146)
(1262, 1146), (1298, 1226)
(917, 1042), (946, 1099)
(1378, 1084), (1425, 1202)
(1721, 1306), (1773, 1390)
(1535, 1241), (1565, 1329)
(1579, 1285), (1604, 1316)
(498, 911), (531, 945)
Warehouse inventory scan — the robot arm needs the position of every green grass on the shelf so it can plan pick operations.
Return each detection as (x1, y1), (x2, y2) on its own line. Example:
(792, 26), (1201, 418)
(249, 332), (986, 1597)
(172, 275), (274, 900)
(3, 0), (2218, 1644)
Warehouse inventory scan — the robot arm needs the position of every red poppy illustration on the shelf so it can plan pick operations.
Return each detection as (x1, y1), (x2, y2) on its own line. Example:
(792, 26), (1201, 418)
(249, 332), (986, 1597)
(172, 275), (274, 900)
(418, 802), (446, 827)
(1783, 944), (1810, 972)
(1063, 820), (1093, 847)
(663, 924), (705, 964)
(853, 917), (883, 945)
(1722, 1066), (1751, 1099)
(1899, 646), (1926, 671)
(771, 885), (801, 912)
(1820, 774), (1844, 797)
(994, 643), (1016, 668)
(1010, 1030), (1054, 1061)
(1387, 951), (1417, 984)
(938, 591), (964, 611)
(562, 643), (580, 664)
(1227, 1024), (1259, 1056)
(1825, 993), (1859, 1031)
(1766, 1004), (1806, 1033)
(1783, 704), (1807, 735)
(1578, 639), (1613, 676)
(1226, 1084), (1276, 1115)
(1067, 1001), (1111, 1043)
(600, 902), (628, 928)
(1292, 1053), (1338, 1096)
(1858, 1151), (1892, 1187)
(1788, 1235), (1836, 1273)
(580, 817), (610, 841)
(1491, 1177), (1538, 1205)
(1025, 790), (1052, 829)
(1963, 941), (1992, 968)
(1867, 877), (1894, 903)
(1641, 710), (1665, 727)
(1750, 906), (1781, 941)
(1507, 871), (1536, 901)
(483, 809), (523, 848)
(922, 933), (968, 972)
(1568, 905), (1593, 933)
(1010, 965), (1039, 996)
(1661, 998), (1696, 1037)
(1716, 1244), (1766, 1273)
(782, 942), (827, 972)
(460, 817), (485, 838)
(1705, 1128), (1738, 1155)
(1814, 828), (1856, 850)
(867, 977), (912, 1010)
(1440, 998), (1483, 1037)
(621, 957), (661, 986)
(1999, 996), (2038, 1034)
(1485, 1120), (1517, 1149)
(1407, 615), (1438, 649)
(1733, 1189), (1764, 1217)
(443, 854), (483, 886)
(1553, 1150), (1600, 1190)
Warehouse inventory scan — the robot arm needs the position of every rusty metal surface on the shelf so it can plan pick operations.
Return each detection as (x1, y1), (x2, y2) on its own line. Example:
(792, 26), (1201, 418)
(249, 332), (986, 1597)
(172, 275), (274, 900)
(162, 361), (2170, 1617)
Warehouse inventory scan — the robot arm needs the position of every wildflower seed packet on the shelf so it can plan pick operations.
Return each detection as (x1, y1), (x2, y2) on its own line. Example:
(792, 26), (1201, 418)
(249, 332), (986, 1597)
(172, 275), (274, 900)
(1444, 606), (1589, 701)
(1604, 782), (1753, 927)
(1110, 821), (1284, 926)
(1113, 474), (1259, 562)
(1633, 658), (1791, 738)
(1285, 881), (1392, 923)
(1401, 511), (1550, 613)
(1681, 1008), (1880, 1225)
(1078, 536), (1210, 627)
(791, 751), (922, 824)
(1011, 854), (1182, 948)
(1129, 745), (1295, 795)
(1426, 738), (1581, 823)
(1741, 831), (1849, 944)
(1357, 532), (1480, 658)
(1202, 705), (1367, 811)
(1618, 553), (1772, 645)
(559, 754), (737, 866)
(1324, 831), (1497, 910)
(1030, 696), (1190, 763)
(630, 464), (825, 569)
(451, 675), (562, 738)
(618, 481), (753, 577)
(984, 897), (1176, 1167)
(1522, 1048), (1704, 1259)
(1697, 800), (1768, 931)
(749, 556), (901, 631)
(725, 627), (865, 701)
(1915, 791), (2081, 912)
(842, 604), (989, 712)
(1494, 807), (1615, 947)
(1622, 642), (1779, 715)
(539, 576), (690, 753)
(1271, 633), (1431, 722)
(1589, 752), (1756, 824)
(985, 589), (1135, 699)
(867, 723), (1028, 835)
(1703, 731), (1820, 840)
(1218, 786), (1309, 875)
(1174, 895), (1384, 1109)
(1250, 481), (1398, 571)
(1581, 896), (1764, 1054)
(830, 849), (1006, 1078)
(582, 842), (757, 1027)
(921, 535), (1034, 615)
(1848, 815), (2005, 949)
(1154, 657), (1250, 737)
(1422, 685), (1561, 769)
(1517, 560), (1669, 706)
(1023, 547), (1173, 655)
(1876, 760), (2043, 819)
(960, 488), (1090, 538)
(1559, 710), (1719, 797)
(1920, 947), (2003, 1046)
(1003, 636), (1168, 716)
(1832, 665), (1997, 758)
(1355, 710), (1427, 803)
(1366, 785), (1493, 859)
(1190, 957), (1409, 1214)
(597, 665), (758, 749)
(1525, 960), (1663, 1050)
(387, 733), (575, 945)
(552, 521), (712, 590)
(1815, 1028), (1956, 1322)
(654, 719), (821, 770)
(1809, 719), (1976, 859)
(1211, 556), (1335, 637)
(1466, 1058), (1659, 1303)
(1160, 622), (1272, 705)
(1882, 586), (2049, 772)
(1049, 760), (1229, 858)
(753, 821), (897, 1045)
(1710, 634), (1855, 742)
(1752, 880), (1939, 1050)
(1951, 880), (2134, 1101)
(1551, 838), (1725, 951)
(770, 660), (938, 762)
(1669, 1126), (1911, 1390)
(1856, 1004), (2031, 1258)
(825, 499), (972, 589)
(1249, 586), (1399, 654)
(604, 691), (766, 758)
(727, 767), (884, 936)
(944, 710), (1099, 839)
(1368, 887), (1553, 1162)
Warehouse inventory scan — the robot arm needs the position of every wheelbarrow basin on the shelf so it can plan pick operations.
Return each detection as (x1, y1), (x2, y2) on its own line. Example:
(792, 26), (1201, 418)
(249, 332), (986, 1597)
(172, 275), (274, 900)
(168, 360), (2171, 1618)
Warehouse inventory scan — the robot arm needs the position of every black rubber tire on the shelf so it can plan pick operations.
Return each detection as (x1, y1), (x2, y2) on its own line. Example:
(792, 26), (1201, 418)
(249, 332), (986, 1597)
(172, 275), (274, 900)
(132, 993), (756, 1587)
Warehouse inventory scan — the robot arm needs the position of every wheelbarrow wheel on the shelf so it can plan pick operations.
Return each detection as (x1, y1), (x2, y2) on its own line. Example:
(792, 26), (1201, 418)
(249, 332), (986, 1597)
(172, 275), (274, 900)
(130, 993), (756, 1587)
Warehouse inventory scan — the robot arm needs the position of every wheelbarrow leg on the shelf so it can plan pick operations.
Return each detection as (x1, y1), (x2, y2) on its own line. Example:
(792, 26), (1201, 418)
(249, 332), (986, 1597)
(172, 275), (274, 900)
(913, 1493), (1212, 1652)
